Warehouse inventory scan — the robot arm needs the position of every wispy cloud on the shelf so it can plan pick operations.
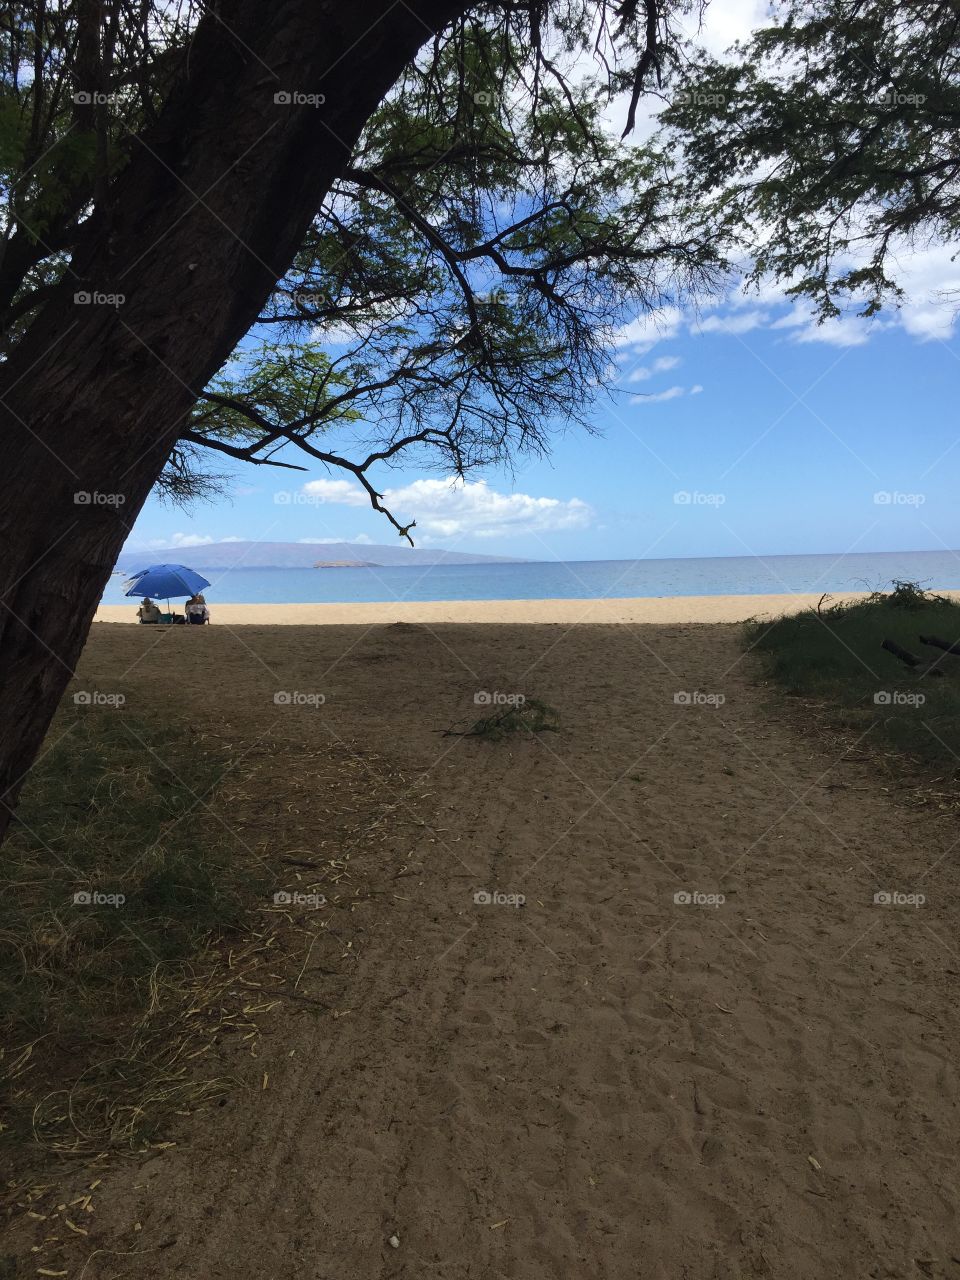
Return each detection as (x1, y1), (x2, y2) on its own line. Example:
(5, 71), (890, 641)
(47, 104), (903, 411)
(301, 477), (593, 539)
(630, 383), (703, 404)
(625, 355), (681, 382)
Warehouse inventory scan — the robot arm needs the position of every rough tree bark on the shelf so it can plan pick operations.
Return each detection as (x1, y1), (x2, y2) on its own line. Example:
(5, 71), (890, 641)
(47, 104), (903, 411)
(0, 0), (466, 841)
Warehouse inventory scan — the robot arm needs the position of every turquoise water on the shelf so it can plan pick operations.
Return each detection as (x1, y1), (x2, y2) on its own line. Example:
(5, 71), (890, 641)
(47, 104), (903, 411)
(102, 549), (960, 605)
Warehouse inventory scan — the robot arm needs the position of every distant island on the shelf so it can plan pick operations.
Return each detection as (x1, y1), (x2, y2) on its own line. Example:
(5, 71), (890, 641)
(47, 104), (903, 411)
(312, 559), (378, 568)
(116, 540), (528, 571)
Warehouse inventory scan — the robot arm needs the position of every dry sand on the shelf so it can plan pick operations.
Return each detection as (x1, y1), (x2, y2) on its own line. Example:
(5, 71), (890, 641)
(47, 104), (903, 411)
(93, 589), (915, 627)
(13, 615), (960, 1278)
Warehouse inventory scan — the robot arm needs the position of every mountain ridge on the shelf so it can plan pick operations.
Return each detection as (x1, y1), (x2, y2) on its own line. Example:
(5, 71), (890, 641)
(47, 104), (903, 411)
(116, 540), (528, 570)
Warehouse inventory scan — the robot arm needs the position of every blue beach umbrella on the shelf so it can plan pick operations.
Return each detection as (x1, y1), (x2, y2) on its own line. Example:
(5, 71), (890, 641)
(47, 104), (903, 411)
(123, 563), (211, 611)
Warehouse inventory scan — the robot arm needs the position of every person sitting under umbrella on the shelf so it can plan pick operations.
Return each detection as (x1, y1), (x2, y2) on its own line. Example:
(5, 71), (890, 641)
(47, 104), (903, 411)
(137, 596), (161, 624)
(185, 593), (210, 625)
(123, 563), (211, 624)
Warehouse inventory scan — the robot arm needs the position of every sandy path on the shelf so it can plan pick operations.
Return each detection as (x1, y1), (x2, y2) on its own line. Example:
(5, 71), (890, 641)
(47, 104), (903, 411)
(33, 620), (960, 1278)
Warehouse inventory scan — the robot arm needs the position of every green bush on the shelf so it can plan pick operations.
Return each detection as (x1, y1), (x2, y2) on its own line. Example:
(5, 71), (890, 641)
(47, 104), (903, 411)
(0, 708), (264, 1158)
(746, 583), (960, 767)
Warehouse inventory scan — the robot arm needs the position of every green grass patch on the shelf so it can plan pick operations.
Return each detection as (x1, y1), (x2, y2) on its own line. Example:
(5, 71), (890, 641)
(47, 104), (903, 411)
(444, 696), (561, 741)
(746, 581), (960, 767)
(0, 707), (267, 1163)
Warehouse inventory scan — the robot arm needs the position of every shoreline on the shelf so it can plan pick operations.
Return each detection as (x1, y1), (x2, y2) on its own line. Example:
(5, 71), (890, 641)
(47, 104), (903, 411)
(93, 589), (955, 626)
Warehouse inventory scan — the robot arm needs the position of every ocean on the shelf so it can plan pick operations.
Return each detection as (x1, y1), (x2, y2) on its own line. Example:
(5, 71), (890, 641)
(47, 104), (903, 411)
(101, 549), (960, 606)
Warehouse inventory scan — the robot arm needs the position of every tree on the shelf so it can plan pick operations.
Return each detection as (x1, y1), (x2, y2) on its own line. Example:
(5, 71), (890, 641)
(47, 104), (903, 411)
(0, 0), (713, 841)
(661, 0), (960, 319)
(183, 36), (723, 535)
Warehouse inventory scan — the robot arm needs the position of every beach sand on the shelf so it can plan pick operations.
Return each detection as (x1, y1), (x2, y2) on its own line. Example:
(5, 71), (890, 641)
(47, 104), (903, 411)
(93, 588), (918, 625)
(15, 614), (960, 1277)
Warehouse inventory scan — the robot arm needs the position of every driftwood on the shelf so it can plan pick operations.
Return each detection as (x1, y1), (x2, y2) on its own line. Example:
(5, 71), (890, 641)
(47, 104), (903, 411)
(920, 634), (960, 656)
(881, 638), (946, 677)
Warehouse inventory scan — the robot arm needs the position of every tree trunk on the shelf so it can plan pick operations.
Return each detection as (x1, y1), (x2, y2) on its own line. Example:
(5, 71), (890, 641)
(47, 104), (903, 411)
(0, 0), (464, 841)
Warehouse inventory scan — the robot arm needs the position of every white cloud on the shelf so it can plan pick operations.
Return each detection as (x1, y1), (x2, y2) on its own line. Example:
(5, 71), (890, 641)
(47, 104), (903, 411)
(695, 309), (766, 335)
(679, 0), (768, 58)
(145, 533), (244, 549)
(771, 307), (872, 347)
(625, 355), (681, 382)
(299, 477), (593, 539)
(630, 383), (702, 404)
(692, 241), (960, 348)
(147, 532), (213, 548)
(302, 478), (369, 506)
(616, 306), (683, 353)
(891, 242), (960, 340)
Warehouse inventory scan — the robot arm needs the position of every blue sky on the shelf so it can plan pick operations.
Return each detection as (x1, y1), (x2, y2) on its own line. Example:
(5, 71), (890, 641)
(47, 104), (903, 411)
(120, 0), (960, 566)
(125, 269), (960, 564)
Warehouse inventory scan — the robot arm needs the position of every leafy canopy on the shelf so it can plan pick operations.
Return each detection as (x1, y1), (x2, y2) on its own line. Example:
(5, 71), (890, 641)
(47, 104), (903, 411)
(2, 1), (723, 531)
(661, 0), (960, 320)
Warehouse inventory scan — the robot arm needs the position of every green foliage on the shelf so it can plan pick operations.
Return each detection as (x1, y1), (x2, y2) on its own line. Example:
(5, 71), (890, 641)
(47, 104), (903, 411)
(190, 343), (361, 446)
(467, 697), (561, 739)
(746, 583), (960, 767)
(188, 9), (725, 509)
(0, 706), (264, 1154)
(662, 0), (960, 318)
(2, 1), (724, 521)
